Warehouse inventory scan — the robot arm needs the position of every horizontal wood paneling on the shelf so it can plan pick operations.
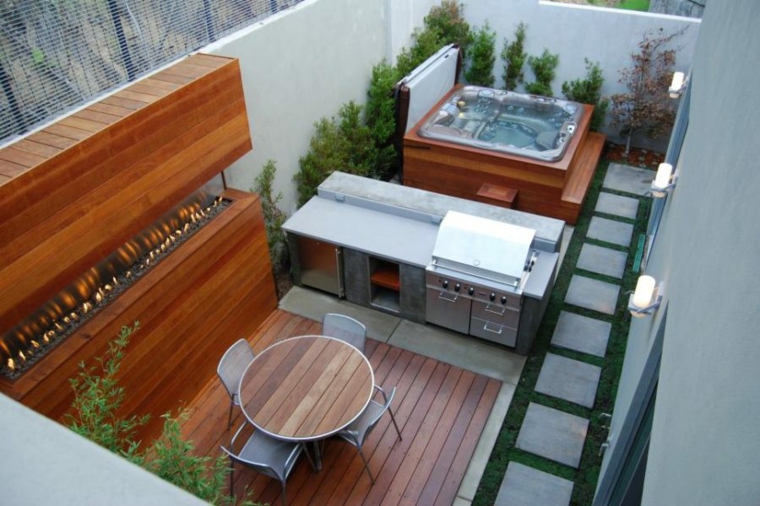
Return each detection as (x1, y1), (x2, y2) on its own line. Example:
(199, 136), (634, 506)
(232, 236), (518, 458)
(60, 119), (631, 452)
(0, 54), (250, 337)
(0, 191), (277, 442)
(180, 310), (501, 506)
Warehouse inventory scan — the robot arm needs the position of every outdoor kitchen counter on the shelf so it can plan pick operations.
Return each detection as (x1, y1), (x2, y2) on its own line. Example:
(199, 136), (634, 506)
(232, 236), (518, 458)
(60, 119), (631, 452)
(283, 196), (438, 268)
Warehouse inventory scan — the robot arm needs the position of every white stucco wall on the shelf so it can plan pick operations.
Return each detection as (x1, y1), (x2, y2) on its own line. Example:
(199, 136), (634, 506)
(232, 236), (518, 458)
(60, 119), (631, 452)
(603, 2), (760, 504)
(204, 0), (387, 213)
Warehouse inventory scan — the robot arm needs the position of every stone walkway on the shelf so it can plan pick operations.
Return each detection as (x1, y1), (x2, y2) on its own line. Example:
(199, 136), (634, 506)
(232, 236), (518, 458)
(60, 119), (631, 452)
(496, 163), (646, 505)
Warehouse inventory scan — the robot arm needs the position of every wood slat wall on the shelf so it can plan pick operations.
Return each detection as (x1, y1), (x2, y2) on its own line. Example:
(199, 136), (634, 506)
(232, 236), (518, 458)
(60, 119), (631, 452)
(0, 55), (277, 442)
(0, 53), (251, 336)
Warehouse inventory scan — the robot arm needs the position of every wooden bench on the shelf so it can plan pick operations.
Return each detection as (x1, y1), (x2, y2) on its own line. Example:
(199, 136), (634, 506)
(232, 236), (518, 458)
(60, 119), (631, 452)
(562, 131), (606, 205)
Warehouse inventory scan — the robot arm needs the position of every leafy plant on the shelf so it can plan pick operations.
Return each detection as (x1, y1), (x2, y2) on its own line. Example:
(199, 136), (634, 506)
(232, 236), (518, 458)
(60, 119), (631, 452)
(252, 160), (288, 272)
(501, 22), (527, 91)
(464, 22), (496, 87)
(141, 411), (233, 504)
(609, 27), (683, 155)
(366, 60), (402, 180)
(562, 58), (609, 131)
(395, 0), (472, 77)
(66, 322), (147, 458)
(525, 49), (559, 97)
(295, 101), (378, 207)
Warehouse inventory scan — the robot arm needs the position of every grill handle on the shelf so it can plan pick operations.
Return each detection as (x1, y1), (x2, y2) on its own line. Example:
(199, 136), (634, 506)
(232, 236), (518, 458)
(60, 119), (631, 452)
(438, 291), (459, 303)
(483, 322), (503, 334)
(485, 304), (506, 316)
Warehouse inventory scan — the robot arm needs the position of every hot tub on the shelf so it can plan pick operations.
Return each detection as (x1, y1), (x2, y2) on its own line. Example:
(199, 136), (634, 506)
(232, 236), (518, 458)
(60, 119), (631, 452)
(417, 86), (585, 162)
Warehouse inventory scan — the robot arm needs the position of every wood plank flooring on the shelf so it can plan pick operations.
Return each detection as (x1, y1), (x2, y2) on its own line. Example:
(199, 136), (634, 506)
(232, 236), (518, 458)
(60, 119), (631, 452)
(181, 309), (501, 505)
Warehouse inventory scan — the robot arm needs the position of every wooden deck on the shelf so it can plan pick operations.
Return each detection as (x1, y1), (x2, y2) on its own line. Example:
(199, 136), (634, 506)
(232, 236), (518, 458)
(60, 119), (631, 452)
(181, 309), (501, 505)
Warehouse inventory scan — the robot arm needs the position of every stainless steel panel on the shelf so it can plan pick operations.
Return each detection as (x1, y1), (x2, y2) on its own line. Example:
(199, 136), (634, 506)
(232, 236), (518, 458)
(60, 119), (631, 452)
(296, 235), (344, 297)
(470, 300), (520, 328)
(426, 287), (472, 334)
(470, 317), (518, 347)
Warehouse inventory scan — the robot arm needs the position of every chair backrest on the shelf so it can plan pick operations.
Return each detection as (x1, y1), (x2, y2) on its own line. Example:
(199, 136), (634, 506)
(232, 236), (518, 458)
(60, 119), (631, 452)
(322, 313), (367, 353)
(217, 339), (255, 401)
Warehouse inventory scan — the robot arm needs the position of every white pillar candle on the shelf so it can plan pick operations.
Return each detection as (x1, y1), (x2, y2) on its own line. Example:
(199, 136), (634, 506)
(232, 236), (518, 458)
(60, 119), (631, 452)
(632, 275), (656, 308)
(653, 163), (673, 190)
(671, 72), (685, 91)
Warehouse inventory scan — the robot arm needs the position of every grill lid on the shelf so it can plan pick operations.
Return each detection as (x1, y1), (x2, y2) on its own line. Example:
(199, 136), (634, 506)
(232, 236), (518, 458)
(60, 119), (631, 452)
(431, 211), (536, 285)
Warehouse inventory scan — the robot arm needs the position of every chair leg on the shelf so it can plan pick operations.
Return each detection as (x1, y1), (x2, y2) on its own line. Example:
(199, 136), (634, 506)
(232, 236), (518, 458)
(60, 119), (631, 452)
(388, 407), (402, 441)
(228, 463), (234, 499)
(281, 479), (287, 506)
(357, 447), (375, 484)
(227, 400), (234, 429)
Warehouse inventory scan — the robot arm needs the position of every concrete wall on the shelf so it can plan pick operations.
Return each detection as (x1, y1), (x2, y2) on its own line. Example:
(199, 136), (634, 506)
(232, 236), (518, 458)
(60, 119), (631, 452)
(0, 395), (205, 505)
(205, 0), (387, 213)
(603, 2), (760, 504)
(465, 0), (699, 145)
(204, 0), (699, 213)
(650, 0), (706, 19)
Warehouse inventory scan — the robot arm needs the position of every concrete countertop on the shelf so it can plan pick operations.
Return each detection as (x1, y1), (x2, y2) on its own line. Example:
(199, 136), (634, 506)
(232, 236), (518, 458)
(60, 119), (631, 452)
(522, 251), (558, 299)
(283, 197), (439, 268)
(318, 172), (565, 253)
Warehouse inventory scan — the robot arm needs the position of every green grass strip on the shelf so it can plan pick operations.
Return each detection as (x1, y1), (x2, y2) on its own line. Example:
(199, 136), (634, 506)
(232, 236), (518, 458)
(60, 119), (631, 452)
(472, 158), (653, 506)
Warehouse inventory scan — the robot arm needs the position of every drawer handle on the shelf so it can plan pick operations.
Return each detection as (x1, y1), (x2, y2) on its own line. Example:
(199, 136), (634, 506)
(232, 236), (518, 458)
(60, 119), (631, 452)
(483, 322), (503, 334)
(439, 292), (458, 303)
(485, 304), (505, 316)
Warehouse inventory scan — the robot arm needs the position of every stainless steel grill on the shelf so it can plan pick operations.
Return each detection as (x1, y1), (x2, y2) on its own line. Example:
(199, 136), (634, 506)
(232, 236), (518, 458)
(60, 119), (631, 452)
(425, 211), (538, 347)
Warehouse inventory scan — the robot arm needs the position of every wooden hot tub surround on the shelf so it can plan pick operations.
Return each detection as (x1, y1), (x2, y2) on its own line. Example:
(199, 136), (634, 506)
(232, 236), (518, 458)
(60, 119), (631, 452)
(403, 84), (606, 224)
(0, 54), (278, 440)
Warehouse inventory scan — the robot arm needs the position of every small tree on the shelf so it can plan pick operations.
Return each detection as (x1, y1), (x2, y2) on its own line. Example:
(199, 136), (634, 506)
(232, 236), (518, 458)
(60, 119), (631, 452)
(295, 101), (378, 207)
(609, 28), (683, 155)
(501, 22), (527, 91)
(366, 60), (402, 180)
(525, 49), (559, 97)
(252, 160), (288, 272)
(464, 22), (496, 87)
(562, 58), (609, 131)
(66, 322), (148, 457)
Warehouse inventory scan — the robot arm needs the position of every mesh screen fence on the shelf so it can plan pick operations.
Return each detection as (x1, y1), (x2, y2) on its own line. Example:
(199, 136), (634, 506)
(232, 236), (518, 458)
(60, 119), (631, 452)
(0, 0), (300, 144)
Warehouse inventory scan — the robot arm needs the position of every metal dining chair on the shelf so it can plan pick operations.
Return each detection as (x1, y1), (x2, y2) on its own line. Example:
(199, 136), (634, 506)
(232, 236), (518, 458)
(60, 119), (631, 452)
(322, 313), (367, 354)
(221, 422), (304, 506)
(336, 384), (402, 484)
(217, 338), (255, 428)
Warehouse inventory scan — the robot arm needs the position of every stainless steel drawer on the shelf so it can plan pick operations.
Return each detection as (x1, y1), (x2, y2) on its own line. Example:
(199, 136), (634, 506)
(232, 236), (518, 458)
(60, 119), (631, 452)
(469, 317), (518, 347)
(426, 287), (472, 335)
(470, 301), (520, 328)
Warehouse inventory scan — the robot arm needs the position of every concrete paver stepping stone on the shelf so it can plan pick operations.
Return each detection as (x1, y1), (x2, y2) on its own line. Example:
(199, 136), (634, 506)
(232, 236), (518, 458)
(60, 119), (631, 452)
(577, 243), (628, 279)
(587, 216), (634, 247)
(535, 353), (602, 408)
(565, 275), (620, 315)
(516, 403), (589, 468)
(595, 192), (639, 219)
(495, 462), (573, 506)
(603, 162), (654, 196)
(551, 311), (612, 358)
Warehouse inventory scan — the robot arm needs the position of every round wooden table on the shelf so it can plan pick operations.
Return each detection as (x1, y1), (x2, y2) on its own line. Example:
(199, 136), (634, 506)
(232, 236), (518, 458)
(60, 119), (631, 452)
(239, 335), (374, 470)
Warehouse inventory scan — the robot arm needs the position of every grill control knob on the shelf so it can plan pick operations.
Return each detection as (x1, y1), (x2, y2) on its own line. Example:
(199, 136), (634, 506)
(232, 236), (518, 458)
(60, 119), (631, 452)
(468, 286), (475, 296)
(501, 296), (508, 305)
(455, 283), (461, 292)
(442, 280), (449, 288)
(489, 292), (496, 302)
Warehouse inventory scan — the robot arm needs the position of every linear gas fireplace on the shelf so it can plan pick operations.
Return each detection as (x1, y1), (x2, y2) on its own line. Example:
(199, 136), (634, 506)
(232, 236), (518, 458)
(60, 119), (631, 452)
(0, 54), (278, 441)
(1, 187), (229, 379)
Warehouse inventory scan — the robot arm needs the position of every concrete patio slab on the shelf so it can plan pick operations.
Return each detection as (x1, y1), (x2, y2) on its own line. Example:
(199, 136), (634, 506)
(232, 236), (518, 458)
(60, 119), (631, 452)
(516, 403), (589, 469)
(587, 216), (634, 247)
(603, 162), (654, 196)
(389, 319), (526, 384)
(595, 192), (640, 220)
(495, 462), (574, 506)
(551, 311), (612, 358)
(279, 286), (400, 341)
(565, 275), (620, 316)
(577, 243), (628, 279)
(535, 353), (602, 408)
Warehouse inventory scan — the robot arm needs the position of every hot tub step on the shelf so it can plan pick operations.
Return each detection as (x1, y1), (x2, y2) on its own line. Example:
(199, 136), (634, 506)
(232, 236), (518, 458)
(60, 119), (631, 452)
(476, 183), (518, 208)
